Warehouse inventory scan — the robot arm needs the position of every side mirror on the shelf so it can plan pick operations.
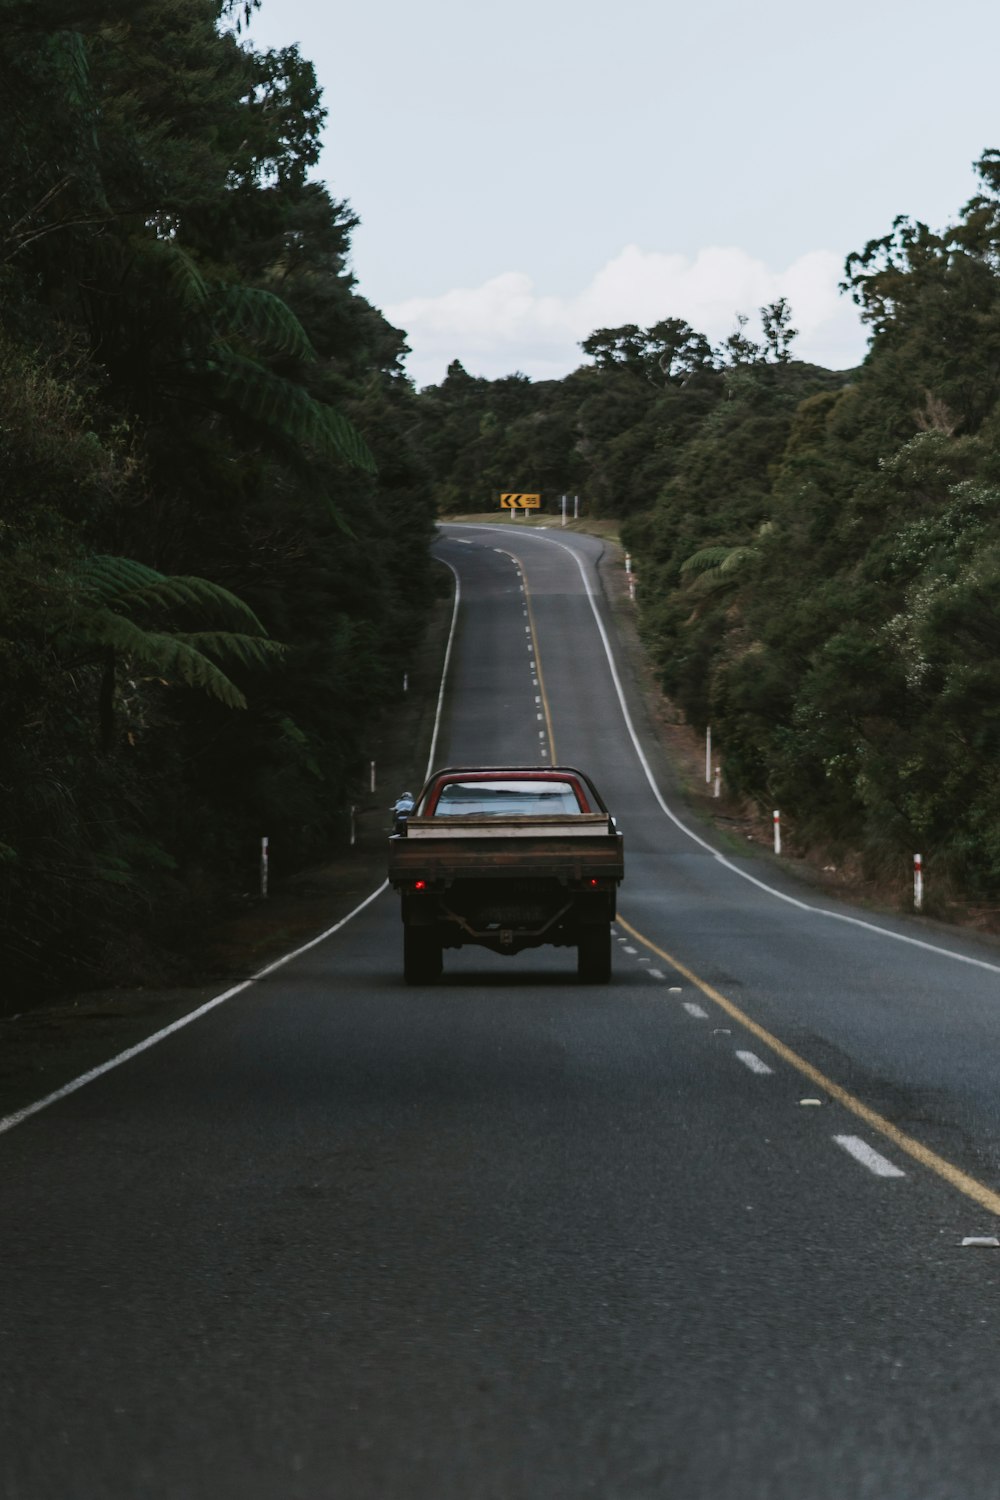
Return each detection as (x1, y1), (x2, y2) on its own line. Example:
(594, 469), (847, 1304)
(391, 793), (415, 835)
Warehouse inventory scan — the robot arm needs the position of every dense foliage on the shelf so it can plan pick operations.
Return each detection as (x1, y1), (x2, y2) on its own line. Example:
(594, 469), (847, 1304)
(0, 0), (436, 997)
(6, 1), (999, 1000)
(416, 168), (1000, 905)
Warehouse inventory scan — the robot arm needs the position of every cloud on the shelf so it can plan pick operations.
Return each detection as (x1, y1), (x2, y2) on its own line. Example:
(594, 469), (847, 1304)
(385, 244), (870, 388)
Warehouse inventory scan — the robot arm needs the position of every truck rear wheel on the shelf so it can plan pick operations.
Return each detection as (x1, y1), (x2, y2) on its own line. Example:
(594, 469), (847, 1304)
(577, 925), (611, 984)
(403, 927), (443, 985)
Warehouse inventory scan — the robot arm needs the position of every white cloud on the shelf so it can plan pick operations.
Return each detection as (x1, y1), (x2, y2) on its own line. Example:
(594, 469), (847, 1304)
(385, 245), (870, 389)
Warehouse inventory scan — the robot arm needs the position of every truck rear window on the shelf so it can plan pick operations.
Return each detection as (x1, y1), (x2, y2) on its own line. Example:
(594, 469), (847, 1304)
(430, 779), (584, 817)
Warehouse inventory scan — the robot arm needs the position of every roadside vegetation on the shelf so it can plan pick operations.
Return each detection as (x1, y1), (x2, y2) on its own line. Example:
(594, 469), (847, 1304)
(0, 0), (436, 1001)
(6, 0), (1000, 1004)
(416, 165), (1000, 911)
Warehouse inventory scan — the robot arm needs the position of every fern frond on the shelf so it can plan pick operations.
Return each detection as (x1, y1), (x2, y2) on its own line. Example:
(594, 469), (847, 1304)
(79, 611), (247, 708)
(207, 351), (376, 473)
(680, 546), (737, 576)
(115, 575), (270, 634)
(719, 546), (756, 574)
(142, 237), (211, 315)
(173, 631), (284, 669)
(76, 558), (272, 636)
(77, 555), (166, 603)
(681, 544), (757, 580)
(216, 284), (315, 362)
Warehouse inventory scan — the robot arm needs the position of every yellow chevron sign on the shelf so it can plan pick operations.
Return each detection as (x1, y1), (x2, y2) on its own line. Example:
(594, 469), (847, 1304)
(500, 493), (541, 509)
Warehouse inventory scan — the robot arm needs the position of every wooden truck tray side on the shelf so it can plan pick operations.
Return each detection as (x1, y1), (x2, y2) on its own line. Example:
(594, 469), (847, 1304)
(388, 825), (624, 886)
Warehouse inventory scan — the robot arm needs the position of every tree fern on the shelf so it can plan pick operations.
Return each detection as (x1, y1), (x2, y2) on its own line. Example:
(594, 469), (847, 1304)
(66, 555), (284, 716)
(215, 283), (315, 362)
(680, 545), (745, 577)
(173, 631), (284, 672)
(78, 612), (248, 708)
(144, 237), (211, 316)
(207, 350), (376, 472)
(80, 557), (269, 634)
(680, 523), (774, 586)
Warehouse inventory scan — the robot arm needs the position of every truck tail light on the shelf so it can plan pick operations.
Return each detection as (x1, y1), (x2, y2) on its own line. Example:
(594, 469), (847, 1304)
(413, 879), (428, 891)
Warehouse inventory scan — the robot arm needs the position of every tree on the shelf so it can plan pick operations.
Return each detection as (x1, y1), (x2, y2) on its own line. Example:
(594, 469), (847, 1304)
(760, 297), (797, 363)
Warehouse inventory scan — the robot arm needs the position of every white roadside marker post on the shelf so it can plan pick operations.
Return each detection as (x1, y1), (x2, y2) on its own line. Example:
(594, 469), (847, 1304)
(260, 836), (269, 899)
(370, 760), (376, 794)
(705, 725), (712, 783)
(714, 766), (721, 798)
(914, 853), (923, 912)
(625, 552), (636, 601)
(773, 810), (781, 856)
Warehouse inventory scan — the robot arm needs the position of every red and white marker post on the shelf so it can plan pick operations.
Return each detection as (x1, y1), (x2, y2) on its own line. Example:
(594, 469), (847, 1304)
(773, 810), (781, 856)
(914, 853), (923, 912)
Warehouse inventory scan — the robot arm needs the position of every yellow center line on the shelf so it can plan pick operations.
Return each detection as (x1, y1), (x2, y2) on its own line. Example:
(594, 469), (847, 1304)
(521, 566), (557, 763)
(617, 913), (1000, 1219)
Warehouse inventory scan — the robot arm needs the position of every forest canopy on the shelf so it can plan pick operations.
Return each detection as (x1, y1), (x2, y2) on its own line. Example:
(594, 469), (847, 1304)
(414, 161), (1000, 907)
(0, 0), (437, 996)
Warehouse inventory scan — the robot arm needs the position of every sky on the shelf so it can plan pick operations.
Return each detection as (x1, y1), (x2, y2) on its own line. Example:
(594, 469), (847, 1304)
(247, 0), (1000, 389)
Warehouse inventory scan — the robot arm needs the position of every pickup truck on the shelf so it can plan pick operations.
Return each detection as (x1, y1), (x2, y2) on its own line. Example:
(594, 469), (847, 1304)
(387, 765), (624, 984)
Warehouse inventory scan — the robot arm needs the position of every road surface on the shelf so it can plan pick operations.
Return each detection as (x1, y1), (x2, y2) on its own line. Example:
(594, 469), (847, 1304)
(3, 522), (1000, 1498)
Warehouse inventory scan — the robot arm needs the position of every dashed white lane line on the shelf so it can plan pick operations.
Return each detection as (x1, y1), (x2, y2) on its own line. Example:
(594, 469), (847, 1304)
(833, 1135), (906, 1179)
(607, 916), (915, 1194)
(736, 1050), (774, 1075)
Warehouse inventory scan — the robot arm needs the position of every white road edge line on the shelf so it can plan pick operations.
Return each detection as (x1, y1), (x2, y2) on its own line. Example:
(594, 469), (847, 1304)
(833, 1135), (906, 1179)
(0, 559), (470, 1139)
(735, 1050), (774, 1075)
(0, 882), (389, 1140)
(448, 524), (1000, 977)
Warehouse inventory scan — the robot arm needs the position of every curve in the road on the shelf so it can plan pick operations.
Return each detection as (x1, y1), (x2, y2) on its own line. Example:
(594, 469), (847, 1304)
(454, 523), (1000, 978)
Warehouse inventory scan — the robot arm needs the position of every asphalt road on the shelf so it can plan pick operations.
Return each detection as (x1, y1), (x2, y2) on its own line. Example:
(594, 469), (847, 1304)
(4, 524), (1000, 1499)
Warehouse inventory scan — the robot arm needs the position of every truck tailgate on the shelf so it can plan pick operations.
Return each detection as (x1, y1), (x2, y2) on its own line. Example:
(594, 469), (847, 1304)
(388, 826), (624, 884)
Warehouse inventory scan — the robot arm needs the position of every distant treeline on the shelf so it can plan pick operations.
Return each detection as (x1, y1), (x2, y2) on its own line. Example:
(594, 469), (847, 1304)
(0, 0), (436, 997)
(415, 159), (1000, 905)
